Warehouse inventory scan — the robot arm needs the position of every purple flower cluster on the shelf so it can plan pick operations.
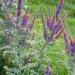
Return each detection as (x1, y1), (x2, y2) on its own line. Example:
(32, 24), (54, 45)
(41, 0), (64, 43)
(47, 16), (55, 30)
(22, 8), (29, 27)
(7, 14), (19, 29)
(40, 8), (49, 41)
(61, 16), (75, 56)
(45, 64), (51, 75)
(63, 28), (75, 56)
(2, 0), (36, 31)
(55, 0), (64, 17)
(22, 8), (36, 31)
(41, 13), (63, 42)
(17, 0), (22, 22)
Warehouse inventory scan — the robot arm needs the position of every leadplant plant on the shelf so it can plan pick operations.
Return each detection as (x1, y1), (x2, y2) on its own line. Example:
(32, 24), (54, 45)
(1, 0), (36, 75)
(0, 0), (73, 75)
(38, 0), (64, 74)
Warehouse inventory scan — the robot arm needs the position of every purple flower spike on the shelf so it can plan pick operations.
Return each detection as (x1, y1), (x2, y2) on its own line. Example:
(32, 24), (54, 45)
(2, 0), (19, 29)
(54, 20), (63, 33)
(53, 21), (63, 38)
(47, 17), (55, 30)
(17, 0), (22, 22)
(7, 14), (19, 29)
(63, 29), (75, 55)
(29, 11), (36, 30)
(40, 8), (48, 40)
(61, 20), (75, 55)
(45, 64), (51, 75)
(68, 37), (75, 55)
(55, 0), (64, 17)
(22, 8), (29, 27)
